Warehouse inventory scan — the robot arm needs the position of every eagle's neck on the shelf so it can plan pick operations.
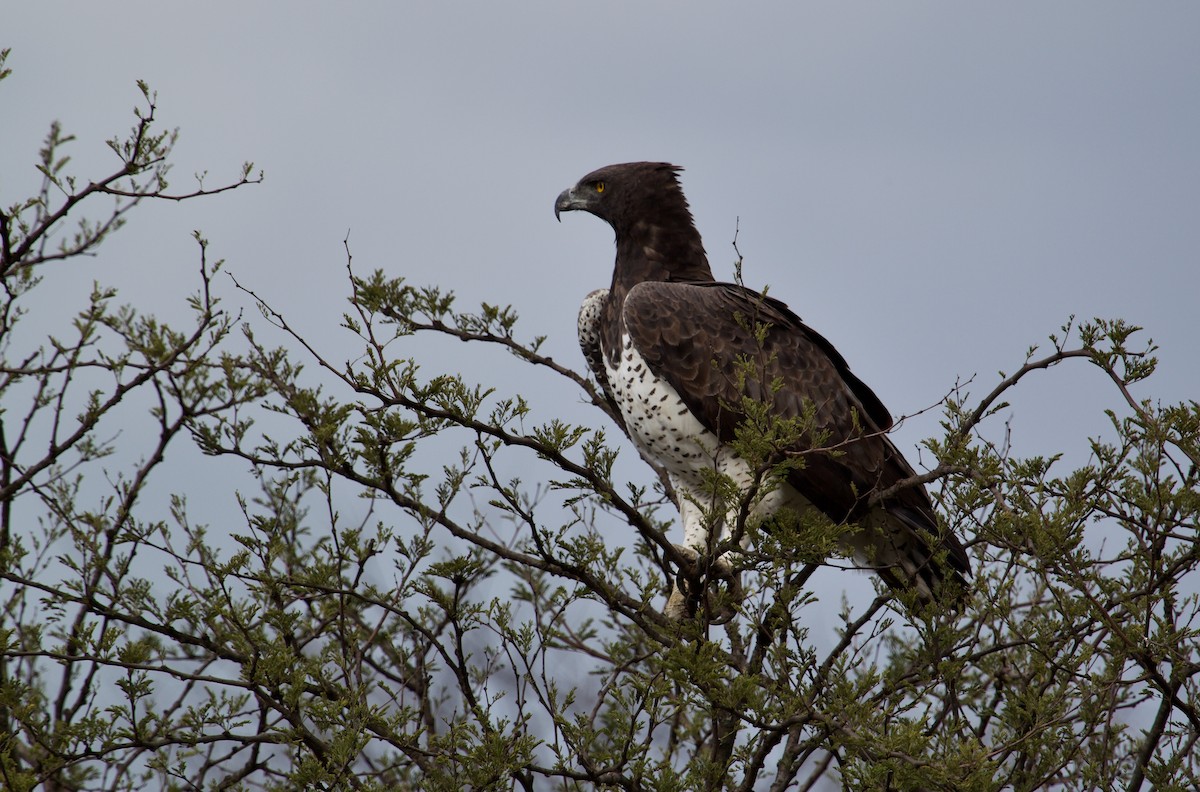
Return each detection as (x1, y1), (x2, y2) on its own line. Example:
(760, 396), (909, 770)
(611, 218), (711, 291)
(603, 214), (711, 366)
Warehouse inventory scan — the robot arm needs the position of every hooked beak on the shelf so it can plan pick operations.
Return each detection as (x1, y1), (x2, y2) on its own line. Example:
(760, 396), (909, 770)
(554, 186), (586, 222)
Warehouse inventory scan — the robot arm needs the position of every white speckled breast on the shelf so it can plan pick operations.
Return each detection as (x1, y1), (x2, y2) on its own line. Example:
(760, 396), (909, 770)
(606, 334), (721, 487)
(606, 333), (811, 550)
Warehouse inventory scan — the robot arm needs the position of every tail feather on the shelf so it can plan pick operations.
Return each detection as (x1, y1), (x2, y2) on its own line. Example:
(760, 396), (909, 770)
(852, 506), (970, 608)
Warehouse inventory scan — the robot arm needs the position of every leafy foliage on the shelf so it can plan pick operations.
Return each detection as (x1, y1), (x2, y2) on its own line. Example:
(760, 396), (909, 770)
(2, 58), (1198, 790)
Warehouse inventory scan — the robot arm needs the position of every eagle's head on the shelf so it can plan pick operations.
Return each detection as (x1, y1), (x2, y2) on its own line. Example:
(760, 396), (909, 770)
(557, 161), (711, 282)
(554, 162), (687, 232)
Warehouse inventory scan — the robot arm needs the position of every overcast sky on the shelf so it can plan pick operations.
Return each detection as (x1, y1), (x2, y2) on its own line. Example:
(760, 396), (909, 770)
(5, 3), (1198, 598)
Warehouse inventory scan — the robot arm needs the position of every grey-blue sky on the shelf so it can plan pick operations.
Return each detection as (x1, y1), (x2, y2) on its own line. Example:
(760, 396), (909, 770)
(4, 2), (1198, 582)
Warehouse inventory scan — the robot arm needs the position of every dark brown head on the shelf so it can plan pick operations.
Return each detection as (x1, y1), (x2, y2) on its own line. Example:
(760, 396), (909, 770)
(554, 162), (691, 230)
(556, 162), (710, 283)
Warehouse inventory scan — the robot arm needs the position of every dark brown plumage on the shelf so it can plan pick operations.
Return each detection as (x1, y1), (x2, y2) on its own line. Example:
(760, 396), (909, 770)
(556, 162), (969, 610)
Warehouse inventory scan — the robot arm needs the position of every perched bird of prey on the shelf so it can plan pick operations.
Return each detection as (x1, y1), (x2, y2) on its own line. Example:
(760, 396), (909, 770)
(555, 162), (968, 617)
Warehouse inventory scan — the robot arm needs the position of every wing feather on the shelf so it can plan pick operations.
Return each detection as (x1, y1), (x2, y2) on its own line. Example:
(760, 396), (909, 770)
(621, 281), (931, 527)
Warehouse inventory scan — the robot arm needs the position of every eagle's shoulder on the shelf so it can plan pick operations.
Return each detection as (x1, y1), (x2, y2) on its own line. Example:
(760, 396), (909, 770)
(577, 288), (608, 355)
(577, 288), (622, 425)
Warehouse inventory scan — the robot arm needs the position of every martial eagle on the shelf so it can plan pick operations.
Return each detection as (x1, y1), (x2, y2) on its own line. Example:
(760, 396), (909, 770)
(555, 162), (968, 617)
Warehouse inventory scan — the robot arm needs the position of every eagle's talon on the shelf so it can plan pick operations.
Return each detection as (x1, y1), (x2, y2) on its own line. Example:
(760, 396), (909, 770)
(666, 544), (743, 624)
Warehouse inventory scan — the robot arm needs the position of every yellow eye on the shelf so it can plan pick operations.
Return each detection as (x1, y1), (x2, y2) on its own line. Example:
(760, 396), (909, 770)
(595, 181), (605, 193)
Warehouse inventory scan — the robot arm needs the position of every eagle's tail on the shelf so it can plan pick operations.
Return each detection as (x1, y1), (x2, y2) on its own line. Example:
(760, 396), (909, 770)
(858, 506), (970, 609)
